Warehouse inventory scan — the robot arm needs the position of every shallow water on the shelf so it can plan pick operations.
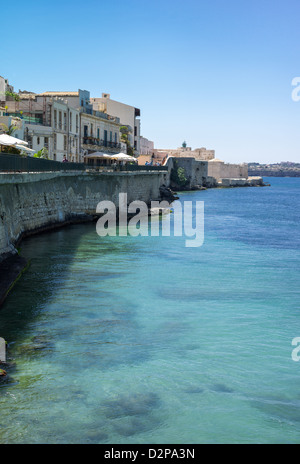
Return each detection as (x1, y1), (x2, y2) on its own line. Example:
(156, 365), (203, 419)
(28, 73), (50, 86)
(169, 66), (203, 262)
(0, 177), (299, 444)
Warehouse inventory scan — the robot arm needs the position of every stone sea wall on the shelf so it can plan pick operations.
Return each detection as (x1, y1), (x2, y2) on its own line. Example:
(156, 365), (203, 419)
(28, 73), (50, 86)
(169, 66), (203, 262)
(0, 170), (168, 261)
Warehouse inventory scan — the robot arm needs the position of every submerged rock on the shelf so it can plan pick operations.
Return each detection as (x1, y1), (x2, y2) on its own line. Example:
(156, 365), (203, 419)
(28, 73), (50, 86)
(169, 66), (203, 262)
(103, 392), (160, 419)
(212, 383), (234, 394)
(18, 334), (54, 355)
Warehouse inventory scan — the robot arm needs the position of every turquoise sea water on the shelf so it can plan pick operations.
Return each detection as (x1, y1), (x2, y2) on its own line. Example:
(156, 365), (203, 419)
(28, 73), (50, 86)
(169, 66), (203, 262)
(0, 177), (299, 444)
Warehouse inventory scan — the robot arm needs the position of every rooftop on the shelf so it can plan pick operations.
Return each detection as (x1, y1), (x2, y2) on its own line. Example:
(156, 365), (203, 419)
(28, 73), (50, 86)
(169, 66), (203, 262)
(39, 91), (79, 97)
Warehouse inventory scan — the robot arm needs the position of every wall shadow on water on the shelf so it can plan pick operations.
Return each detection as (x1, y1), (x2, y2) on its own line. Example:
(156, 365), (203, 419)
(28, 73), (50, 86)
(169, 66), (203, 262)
(0, 222), (165, 443)
(0, 221), (154, 377)
(0, 222), (143, 356)
(0, 224), (91, 341)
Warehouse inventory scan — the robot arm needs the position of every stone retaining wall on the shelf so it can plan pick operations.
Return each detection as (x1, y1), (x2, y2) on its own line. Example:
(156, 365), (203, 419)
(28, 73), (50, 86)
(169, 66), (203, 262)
(0, 170), (168, 261)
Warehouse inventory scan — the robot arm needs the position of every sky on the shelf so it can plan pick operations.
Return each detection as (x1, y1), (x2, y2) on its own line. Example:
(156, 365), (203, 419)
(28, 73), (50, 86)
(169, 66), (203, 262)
(1, 0), (300, 163)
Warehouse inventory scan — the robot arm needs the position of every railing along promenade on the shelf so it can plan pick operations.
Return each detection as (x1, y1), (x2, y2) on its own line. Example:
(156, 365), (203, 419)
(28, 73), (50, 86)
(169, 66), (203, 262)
(0, 153), (168, 173)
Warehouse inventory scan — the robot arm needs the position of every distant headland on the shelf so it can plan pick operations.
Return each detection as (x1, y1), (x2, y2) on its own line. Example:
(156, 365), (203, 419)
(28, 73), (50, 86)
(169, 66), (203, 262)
(248, 162), (300, 177)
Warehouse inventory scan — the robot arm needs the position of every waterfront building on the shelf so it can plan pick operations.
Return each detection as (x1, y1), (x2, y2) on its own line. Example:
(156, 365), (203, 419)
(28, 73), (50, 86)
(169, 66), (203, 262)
(0, 76), (15, 106)
(140, 136), (154, 155)
(90, 94), (141, 155)
(4, 88), (121, 161)
(3, 80), (139, 160)
(6, 94), (80, 162)
(39, 90), (122, 159)
(153, 145), (215, 162)
(80, 111), (121, 157)
(207, 158), (248, 180)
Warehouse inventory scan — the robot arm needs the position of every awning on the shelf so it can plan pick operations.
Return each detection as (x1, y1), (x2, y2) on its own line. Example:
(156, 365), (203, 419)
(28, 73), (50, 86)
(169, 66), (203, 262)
(84, 152), (114, 159)
(15, 145), (35, 154)
(0, 134), (28, 146)
(111, 153), (137, 161)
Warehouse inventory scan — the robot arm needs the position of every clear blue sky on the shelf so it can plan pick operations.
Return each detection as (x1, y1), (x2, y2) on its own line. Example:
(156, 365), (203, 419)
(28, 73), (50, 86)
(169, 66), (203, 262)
(2, 0), (300, 163)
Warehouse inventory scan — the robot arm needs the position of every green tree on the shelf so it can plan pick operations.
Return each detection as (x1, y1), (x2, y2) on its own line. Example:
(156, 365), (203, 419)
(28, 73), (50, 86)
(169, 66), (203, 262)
(5, 91), (20, 102)
(34, 148), (49, 159)
(170, 160), (189, 188)
(0, 123), (18, 136)
(120, 126), (135, 157)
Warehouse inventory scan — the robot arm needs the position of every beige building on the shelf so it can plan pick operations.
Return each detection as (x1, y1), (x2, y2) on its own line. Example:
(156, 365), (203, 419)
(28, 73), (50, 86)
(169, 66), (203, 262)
(208, 158), (248, 180)
(17, 97), (80, 161)
(39, 90), (121, 159)
(4, 88), (122, 161)
(140, 136), (154, 155)
(0, 76), (15, 106)
(80, 111), (121, 158)
(154, 144), (248, 180)
(90, 94), (141, 155)
(154, 146), (215, 161)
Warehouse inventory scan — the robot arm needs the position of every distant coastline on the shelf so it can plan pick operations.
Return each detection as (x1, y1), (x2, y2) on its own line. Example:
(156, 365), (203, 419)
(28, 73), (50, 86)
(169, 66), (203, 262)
(248, 162), (300, 177)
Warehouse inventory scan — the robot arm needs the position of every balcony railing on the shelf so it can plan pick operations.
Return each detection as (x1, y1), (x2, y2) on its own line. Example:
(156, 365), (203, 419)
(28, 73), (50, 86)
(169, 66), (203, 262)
(82, 137), (121, 149)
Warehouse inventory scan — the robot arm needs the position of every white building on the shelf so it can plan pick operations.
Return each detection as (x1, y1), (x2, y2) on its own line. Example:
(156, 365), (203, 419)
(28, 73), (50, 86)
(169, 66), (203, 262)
(80, 111), (121, 158)
(140, 136), (154, 155)
(24, 124), (53, 156)
(22, 97), (80, 161)
(39, 90), (121, 159)
(0, 76), (14, 105)
(90, 94), (141, 154)
(50, 98), (80, 162)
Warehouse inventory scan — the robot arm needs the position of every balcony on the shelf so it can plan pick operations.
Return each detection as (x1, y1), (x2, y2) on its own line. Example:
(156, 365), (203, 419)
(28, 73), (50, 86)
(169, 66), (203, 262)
(82, 137), (121, 150)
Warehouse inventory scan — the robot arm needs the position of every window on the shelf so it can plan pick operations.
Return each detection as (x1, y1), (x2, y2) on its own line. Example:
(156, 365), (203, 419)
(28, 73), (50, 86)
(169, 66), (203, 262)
(64, 135), (67, 151)
(76, 115), (79, 133)
(134, 126), (137, 136)
(115, 133), (117, 143)
(110, 131), (112, 142)
(54, 110), (57, 129)
(37, 137), (40, 145)
(64, 113), (67, 131)
(59, 111), (62, 130)
(70, 112), (72, 132)
(54, 134), (57, 149)
(91, 124), (93, 136)
(44, 137), (49, 149)
(97, 128), (100, 139)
